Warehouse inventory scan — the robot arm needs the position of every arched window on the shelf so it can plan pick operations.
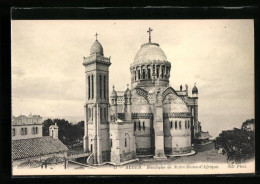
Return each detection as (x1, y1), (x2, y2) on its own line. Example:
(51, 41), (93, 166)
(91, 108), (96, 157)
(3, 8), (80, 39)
(92, 107), (93, 121)
(125, 138), (127, 147)
(36, 127), (38, 134)
(91, 75), (94, 99)
(148, 68), (151, 79)
(32, 127), (35, 134)
(88, 76), (90, 99)
(100, 74), (102, 99)
(100, 108), (102, 121)
(24, 128), (27, 135)
(156, 67), (159, 78)
(134, 122), (136, 131)
(12, 128), (15, 136)
(104, 108), (107, 121)
(161, 68), (164, 78)
(143, 122), (145, 130)
(188, 121), (190, 129)
(110, 139), (113, 148)
(138, 122), (141, 130)
(179, 121), (182, 129)
(21, 128), (24, 135)
(175, 121), (177, 129)
(138, 70), (140, 79)
(134, 71), (136, 81)
(88, 108), (91, 121)
(103, 75), (106, 99)
(142, 69), (145, 79)
(170, 121), (173, 129)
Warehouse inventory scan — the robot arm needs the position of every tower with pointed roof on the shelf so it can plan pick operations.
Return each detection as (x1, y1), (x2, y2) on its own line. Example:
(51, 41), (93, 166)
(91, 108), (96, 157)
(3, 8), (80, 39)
(83, 34), (111, 164)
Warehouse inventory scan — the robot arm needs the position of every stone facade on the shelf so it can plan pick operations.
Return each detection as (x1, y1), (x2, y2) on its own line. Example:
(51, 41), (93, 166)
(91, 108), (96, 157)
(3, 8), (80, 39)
(83, 32), (202, 164)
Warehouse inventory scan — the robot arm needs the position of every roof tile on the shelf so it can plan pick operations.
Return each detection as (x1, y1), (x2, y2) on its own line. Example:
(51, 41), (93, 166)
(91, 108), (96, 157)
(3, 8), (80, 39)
(12, 136), (68, 160)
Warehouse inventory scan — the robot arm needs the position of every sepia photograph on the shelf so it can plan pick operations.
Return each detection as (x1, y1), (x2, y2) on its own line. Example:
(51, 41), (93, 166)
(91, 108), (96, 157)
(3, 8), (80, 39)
(11, 19), (255, 175)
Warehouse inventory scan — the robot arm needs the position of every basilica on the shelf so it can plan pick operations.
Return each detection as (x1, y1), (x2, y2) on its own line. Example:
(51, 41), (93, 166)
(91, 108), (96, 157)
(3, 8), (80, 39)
(82, 29), (202, 165)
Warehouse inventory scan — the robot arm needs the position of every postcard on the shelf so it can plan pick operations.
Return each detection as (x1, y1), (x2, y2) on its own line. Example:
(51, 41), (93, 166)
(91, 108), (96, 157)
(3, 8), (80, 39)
(11, 19), (255, 175)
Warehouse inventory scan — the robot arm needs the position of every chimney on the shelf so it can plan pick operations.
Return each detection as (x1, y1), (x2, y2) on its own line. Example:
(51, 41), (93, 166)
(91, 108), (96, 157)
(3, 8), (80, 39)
(49, 123), (59, 139)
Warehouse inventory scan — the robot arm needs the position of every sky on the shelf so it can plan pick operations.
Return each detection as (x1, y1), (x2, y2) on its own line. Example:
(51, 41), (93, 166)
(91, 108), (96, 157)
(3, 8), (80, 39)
(11, 20), (254, 138)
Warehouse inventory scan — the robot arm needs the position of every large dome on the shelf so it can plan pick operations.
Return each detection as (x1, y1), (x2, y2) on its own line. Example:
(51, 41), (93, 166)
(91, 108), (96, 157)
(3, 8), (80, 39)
(90, 40), (103, 55)
(134, 43), (167, 64)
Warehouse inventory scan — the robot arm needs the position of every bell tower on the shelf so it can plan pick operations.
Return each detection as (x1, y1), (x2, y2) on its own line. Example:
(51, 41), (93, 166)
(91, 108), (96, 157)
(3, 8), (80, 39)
(83, 33), (111, 164)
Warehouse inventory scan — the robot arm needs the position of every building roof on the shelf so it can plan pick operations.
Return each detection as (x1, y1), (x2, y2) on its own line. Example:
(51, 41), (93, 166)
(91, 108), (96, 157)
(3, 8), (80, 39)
(12, 136), (68, 160)
(196, 131), (211, 140)
(110, 86), (118, 98)
(124, 88), (132, 97)
(50, 124), (59, 129)
(192, 85), (198, 94)
(134, 42), (167, 64)
(90, 40), (103, 56)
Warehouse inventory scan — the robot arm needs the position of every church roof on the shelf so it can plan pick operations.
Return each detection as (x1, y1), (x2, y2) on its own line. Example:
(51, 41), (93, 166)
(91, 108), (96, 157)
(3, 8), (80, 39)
(50, 123), (58, 129)
(133, 42), (167, 64)
(192, 85), (198, 94)
(124, 88), (131, 97)
(111, 86), (118, 98)
(12, 136), (68, 160)
(90, 40), (103, 55)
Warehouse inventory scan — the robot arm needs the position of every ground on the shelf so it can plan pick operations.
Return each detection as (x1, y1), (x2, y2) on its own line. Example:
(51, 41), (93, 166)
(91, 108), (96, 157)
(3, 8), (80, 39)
(67, 141), (227, 170)
(122, 141), (226, 166)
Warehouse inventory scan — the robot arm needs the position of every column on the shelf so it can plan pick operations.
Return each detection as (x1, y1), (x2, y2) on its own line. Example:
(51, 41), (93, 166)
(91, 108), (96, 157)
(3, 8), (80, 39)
(83, 104), (89, 152)
(96, 103), (103, 164)
(159, 65), (162, 78)
(194, 105), (198, 134)
(153, 93), (167, 160)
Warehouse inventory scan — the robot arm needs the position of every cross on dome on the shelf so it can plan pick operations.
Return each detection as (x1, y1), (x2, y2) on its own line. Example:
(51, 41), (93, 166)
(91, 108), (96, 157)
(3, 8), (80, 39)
(95, 33), (98, 40)
(147, 27), (153, 43)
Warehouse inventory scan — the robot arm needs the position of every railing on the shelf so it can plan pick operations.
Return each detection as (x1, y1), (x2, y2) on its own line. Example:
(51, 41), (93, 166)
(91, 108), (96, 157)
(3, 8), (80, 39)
(84, 55), (110, 63)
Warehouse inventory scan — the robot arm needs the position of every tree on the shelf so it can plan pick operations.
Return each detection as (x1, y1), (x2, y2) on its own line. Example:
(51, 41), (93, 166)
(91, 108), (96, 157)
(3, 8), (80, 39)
(42, 119), (84, 147)
(241, 119), (255, 131)
(42, 118), (54, 136)
(215, 119), (255, 164)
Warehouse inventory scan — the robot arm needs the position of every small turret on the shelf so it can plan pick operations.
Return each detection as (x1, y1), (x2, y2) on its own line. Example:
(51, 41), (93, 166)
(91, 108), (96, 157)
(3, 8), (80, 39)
(192, 83), (198, 98)
(110, 85), (118, 120)
(110, 85), (118, 105)
(124, 84), (132, 121)
(49, 123), (59, 139)
(124, 84), (132, 104)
